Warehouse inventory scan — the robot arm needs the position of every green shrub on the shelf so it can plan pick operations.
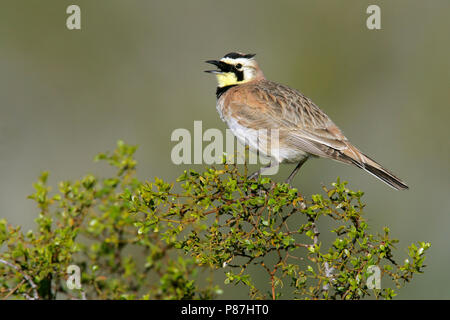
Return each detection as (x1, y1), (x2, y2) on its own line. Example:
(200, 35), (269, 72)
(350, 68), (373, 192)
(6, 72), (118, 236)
(0, 141), (430, 299)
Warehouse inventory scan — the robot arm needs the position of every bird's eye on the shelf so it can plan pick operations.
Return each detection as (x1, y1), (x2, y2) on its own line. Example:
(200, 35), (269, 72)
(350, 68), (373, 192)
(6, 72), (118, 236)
(235, 63), (243, 70)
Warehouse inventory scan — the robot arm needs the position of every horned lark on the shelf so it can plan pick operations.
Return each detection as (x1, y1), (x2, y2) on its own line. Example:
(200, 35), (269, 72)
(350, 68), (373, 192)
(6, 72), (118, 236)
(205, 52), (408, 190)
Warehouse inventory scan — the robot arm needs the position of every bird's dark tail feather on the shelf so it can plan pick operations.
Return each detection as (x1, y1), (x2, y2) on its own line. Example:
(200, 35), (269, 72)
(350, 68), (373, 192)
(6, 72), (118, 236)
(339, 150), (409, 191)
(360, 160), (409, 191)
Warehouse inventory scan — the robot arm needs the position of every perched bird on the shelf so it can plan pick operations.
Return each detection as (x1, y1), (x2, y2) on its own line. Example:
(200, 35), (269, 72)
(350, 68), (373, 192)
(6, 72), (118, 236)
(205, 52), (408, 190)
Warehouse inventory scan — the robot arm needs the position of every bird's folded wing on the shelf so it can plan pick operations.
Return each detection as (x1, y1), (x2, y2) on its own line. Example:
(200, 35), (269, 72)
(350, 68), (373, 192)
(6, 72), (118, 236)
(225, 89), (351, 159)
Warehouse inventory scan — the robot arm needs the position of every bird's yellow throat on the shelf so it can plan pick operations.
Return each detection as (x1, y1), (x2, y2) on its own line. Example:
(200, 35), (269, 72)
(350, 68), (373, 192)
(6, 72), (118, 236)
(216, 72), (239, 88)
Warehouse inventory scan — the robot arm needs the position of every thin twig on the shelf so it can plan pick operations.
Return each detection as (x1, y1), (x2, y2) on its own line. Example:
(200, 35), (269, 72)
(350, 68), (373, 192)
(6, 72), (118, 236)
(309, 219), (335, 292)
(0, 258), (40, 300)
(2, 279), (25, 300)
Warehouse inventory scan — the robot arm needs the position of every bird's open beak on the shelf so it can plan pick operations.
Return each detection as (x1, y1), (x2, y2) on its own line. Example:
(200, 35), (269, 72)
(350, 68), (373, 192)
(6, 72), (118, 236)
(204, 60), (226, 74)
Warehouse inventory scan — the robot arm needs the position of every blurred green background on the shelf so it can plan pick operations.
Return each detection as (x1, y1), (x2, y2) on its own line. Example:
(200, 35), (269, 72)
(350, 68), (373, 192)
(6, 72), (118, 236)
(1, 0), (449, 299)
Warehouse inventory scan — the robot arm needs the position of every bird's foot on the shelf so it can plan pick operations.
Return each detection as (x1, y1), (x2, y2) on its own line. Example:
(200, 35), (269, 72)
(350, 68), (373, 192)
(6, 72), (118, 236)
(284, 177), (294, 186)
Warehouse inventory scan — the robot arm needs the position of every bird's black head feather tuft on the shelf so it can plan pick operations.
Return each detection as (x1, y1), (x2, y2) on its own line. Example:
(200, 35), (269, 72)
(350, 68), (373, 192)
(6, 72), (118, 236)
(223, 52), (256, 59)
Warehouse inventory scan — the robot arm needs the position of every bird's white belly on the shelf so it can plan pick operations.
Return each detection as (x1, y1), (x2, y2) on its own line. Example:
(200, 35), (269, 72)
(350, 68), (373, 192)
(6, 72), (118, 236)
(225, 117), (309, 164)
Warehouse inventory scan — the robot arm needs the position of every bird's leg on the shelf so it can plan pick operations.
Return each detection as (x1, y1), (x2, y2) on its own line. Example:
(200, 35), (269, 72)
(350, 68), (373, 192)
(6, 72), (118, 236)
(285, 158), (308, 184)
(248, 162), (279, 181)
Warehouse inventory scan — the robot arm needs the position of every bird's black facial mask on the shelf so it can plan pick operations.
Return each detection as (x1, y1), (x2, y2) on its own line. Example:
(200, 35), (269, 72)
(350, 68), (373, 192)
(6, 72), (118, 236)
(205, 60), (244, 85)
(204, 60), (234, 74)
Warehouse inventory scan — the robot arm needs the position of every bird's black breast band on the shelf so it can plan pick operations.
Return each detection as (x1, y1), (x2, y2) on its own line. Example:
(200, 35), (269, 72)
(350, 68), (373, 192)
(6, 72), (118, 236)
(216, 85), (237, 99)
